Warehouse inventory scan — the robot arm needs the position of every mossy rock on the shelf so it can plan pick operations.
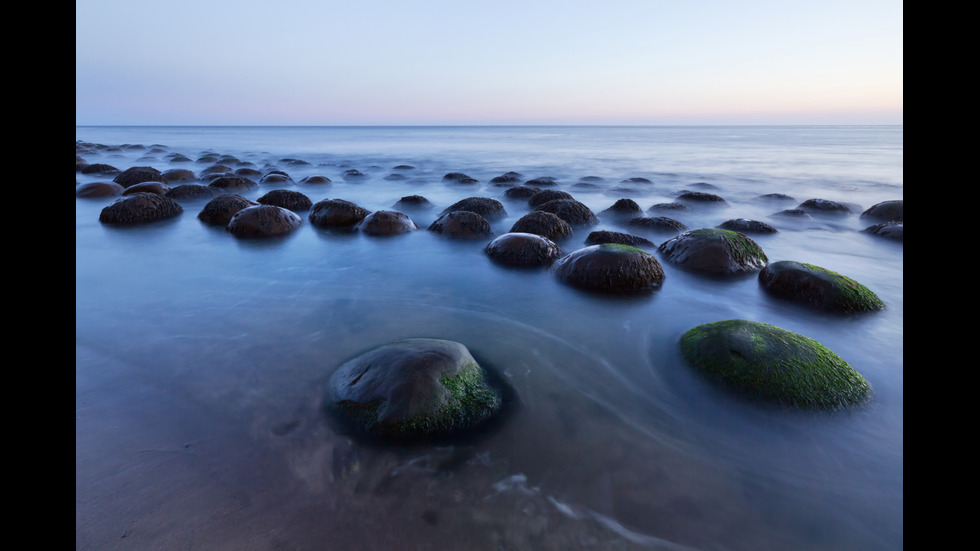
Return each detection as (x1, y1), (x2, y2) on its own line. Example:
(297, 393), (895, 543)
(99, 193), (183, 225)
(324, 338), (507, 442)
(758, 261), (885, 313)
(679, 319), (871, 409)
(485, 232), (563, 268)
(553, 243), (665, 294)
(226, 205), (303, 238)
(658, 228), (768, 275)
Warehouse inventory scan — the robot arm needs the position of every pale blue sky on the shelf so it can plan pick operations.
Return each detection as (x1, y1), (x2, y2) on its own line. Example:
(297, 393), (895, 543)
(75, 0), (903, 125)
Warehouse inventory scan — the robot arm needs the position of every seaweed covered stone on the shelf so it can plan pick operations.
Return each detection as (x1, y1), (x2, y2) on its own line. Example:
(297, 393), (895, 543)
(324, 338), (506, 441)
(658, 228), (768, 275)
(679, 319), (872, 409)
(485, 232), (563, 268)
(552, 243), (665, 294)
(226, 205), (303, 238)
(99, 193), (184, 225)
(758, 261), (885, 313)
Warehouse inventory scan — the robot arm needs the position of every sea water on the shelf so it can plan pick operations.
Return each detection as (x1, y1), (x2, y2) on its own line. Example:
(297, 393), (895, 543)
(76, 126), (903, 550)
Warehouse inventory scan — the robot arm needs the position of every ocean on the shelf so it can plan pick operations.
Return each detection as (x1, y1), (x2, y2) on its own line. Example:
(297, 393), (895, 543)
(76, 125), (903, 551)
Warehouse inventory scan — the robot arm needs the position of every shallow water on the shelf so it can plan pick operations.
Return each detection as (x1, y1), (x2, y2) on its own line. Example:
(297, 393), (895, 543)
(76, 126), (902, 550)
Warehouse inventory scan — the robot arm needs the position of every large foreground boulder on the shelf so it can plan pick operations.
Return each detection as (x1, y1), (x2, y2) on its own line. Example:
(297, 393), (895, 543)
(99, 193), (183, 225)
(485, 232), (563, 268)
(679, 319), (872, 409)
(658, 228), (768, 275)
(324, 338), (507, 442)
(758, 261), (885, 313)
(553, 243), (665, 293)
(226, 205), (303, 238)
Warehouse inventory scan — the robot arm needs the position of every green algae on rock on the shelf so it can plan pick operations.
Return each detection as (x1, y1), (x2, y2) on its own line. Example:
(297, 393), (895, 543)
(324, 339), (506, 442)
(553, 243), (665, 293)
(679, 319), (871, 409)
(758, 261), (885, 313)
(658, 228), (768, 275)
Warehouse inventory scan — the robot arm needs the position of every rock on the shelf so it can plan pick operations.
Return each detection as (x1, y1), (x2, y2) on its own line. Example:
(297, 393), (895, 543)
(503, 185), (540, 200)
(758, 260), (885, 313)
(161, 168), (196, 183)
(584, 230), (654, 248)
(534, 199), (598, 226)
(489, 172), (522, 184)
(676, 191), (728, 205)
(658, 228), (768, 275)
(528, 189), (574, 208)
(627, 216), (687, 233)
(621, 177), (652, 184)
(440, 197), (507, 221)
(485, 233), (563, 268)
(113, 166), (163, 188)
(862, 221), (903, 242)
(718, 218), (778, 234)
(309, 198), (371, 230)
(260, 172), (293, 186)
(208, 175), (259, 193)
(226, 205), (303, 238)
(257, 189), (312, 211)
(771, 208), (813, 219)
(393, 195), (433, 211)
(860, 200), (903, 222)
(343, 169), (368, 180)
(198, 194), (259, 226)
(758, 193), (796, 203)
(428, 211), (493, 239)
(679, 319), (872, 409)
(323, 338), (507, 441)
(600, 198), (644, 218)
(299, 175), (332, 185)
(647, 202), (689, 213)
(524, 177), (558, 187)
(235, 167), (264, 177)
(122, 181), (170, 196)
(442, 172), (476, 183)
(552, 243), (665, 294)
(76, 181), (124, 198)
(357, 210), (417, 236)
(80, 163), (120, 176)
(166, 184), (222, 201)
(99, 193), (184, 225)
(797, 198), (855, 216)
(508, 211), (573, 241)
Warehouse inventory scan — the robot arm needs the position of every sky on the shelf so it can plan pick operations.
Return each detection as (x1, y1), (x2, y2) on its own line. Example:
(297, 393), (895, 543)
(75, 0), (903, 126)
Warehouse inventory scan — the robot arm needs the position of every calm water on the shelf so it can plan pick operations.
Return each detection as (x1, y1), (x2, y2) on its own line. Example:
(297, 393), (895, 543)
(76, 126), (903, 551)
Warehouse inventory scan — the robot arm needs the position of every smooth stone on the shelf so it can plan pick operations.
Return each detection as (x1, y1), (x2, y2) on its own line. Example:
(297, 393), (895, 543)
(758, 260), (885, 313)
(528, 189), (574, 208)
(508, 211), (573, 241)
(166, 184), (222, 201)
(440, 197), (507, 221)
(627, 216), (687, 233)
(208, 175), (259, 193)
(257, 189), (312, 211)
(584, 230), (654, 248)
(76, 181), (124, 198)
(862, 221), (903, 242)
(198, 194), (259, 226)
(860, 200), (903, 222)
(485, 232), (563, 268)
(309, 198), (370, 230)
(552, 243), (665, 294)
(122, 181), (170, 196)
(428, 211), (493, 239)
(717, 218), (778, 234)
(112, 166), (163, 188)
(99, 192), (183, 225)
(534, 199), (598, 226)
(226, 205), (303, 238)
(658, 228), (768, 275)
(797, 198), (856, 216)
(357, 210), (417, 236)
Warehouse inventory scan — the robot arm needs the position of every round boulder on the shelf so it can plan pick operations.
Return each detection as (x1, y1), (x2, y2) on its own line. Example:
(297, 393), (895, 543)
(584, 230), (654, 248)
(259, 172), (293, 186)
(485, 232), (563, 268)
(658, 228), (768, 275)
(677, 191), (728, 205)
(759, 261), (885, 313)
(161, 168), (196, 183)
(393, 195), (433, 211)
(309, 198), (370, 230)
(113, 166), (163, 188)
(862, 221), (903, 242)
(553, 243), (665, 294)
(166, 184), (222, 202)
(679, 319), (872, 409)
(797, 198), (855, 216)
(198, 194), (259, 226)
(718, 218), (778, 234)
(257, 189), (312, 211)
(226, 205), (303, 238)
(357, 210), (417, 236)
(76, 181), (124, 198)
(534, 199), (598, 226)
(600, 198), (644, 218)
(440, 197), (507, 221)
(208, 175), (259, 193)
(323, 338), (507, 441)
(860, 200), (903, 223)
(628, 216), (687, 233)
(299, 175), (332, 185)
(79, 163), (120, 176)
(509, 211), (573, 241)
(99, 193), (184, 225)
(528, 189), (574, 208)
(503, 185), (540, 200)
(428, 210), (493, 239)
(122, 181), (170, 196)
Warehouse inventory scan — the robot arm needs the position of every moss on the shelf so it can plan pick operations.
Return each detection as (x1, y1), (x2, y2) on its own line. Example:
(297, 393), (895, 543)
(800, 263), (885, 312)
(688, 228), (768, 267)
(597, 243), (648, 255)
(680, 319), (871, 409)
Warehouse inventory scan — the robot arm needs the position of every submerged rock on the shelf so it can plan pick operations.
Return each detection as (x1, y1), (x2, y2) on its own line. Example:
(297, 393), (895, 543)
(357, 210), (417, 236)
(440, 197), (507, 221)
(393, 195), (433, 211)
(198, 194), (259, 226)
(509, 211), (573, 241)
(257, 189), (312, 211)
(553, 243), (665, 294)
(863, 221), (903, 242)
(324, 338), (507, 442)
(658, 228), (768, 275)
(99, 193), (184, 225)
(718, 218), (778, 234)
(676, 191), (728, 205)
(503, 185), (540, 200)
(485, 232), (563, 268)
(166, 184), (222, 202)
(76, 181), (124, 198)
(113, 166), (163, 188)
(208, 175), (259, 193)
(528, 189), (574, 208)
(534, 199), (598, 227)
(227, 204), (303, 238)
(79, 163), (120, 176)
(600, 198), (644, 218)
(797, 198), (855, 216)
(584, 230), (654, 248)
(299, 175), (332, 185)
(627, 216), (687, 234)
(428, 210), (493, 239)
(679, 319), (872, 409)
(161, 168), (196, 183)
(309, 198), (370, 230)
(122, 181), (170, 196)
(758, 260), (885, 313)
(860, 200), (903, 223)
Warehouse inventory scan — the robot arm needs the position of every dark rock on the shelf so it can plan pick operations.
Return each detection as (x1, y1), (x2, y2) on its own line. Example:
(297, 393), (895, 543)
(600, 198), (643, 218)
(797, 198), (855, 216)
(299, 175), (332, 185)
(234, 167), (263, 177)
(122, 181), (170, 196)
(259, 172), (293, 186)
(393, 164), (416, 170)
(161, 168), (196, 183)
(758, 260), (885, 313)
(113, 166), (163, 188)
(860, 200), (903, 223)
(227, 205), (303, 238)
(771, 208), (813, 219)
(393, 195), (433, 211)
(166, 184), (222, 201)
(758, 193), (796, 202)
(442, 172), (476, 183)
(584, 230), (654, 248)
(323, 338), (507, 441)
(489, 172), (522, 184)
(718, 218), (778, 234)
(208, 175), (259, 193)
(528, 189), (574, 208)
(200, 164), (233, 177)
(503, 186), (540, 200)
(658, 228), (768, 275)
(677, 191), (728, 205)
(621, 177), (652, 184)
(627, 216), (687, 233)
(309, 199), (371, 230)
(647, 202), (689, 213)
(862, 221), (903, 242)
(357, 210), (417, 236)
(679, 319), (871, 408)
(76, 181), (125, 198)
(343, 169), (368, 179)
(428, 211), (493, 239)
(440, 197), (507, 221)
(383, 173), (407, 181)
(524, 177), (557, 187)
(198, 194), (259, 226)
(99, 193), (183, 225)
(534, 199), (598, 226)
(509, 211), (573, 241)
(552, 243), (665, 294)
(258, 189), (312, 211)
(485, 233), (563, 268)
(80, 163), (120, 176)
